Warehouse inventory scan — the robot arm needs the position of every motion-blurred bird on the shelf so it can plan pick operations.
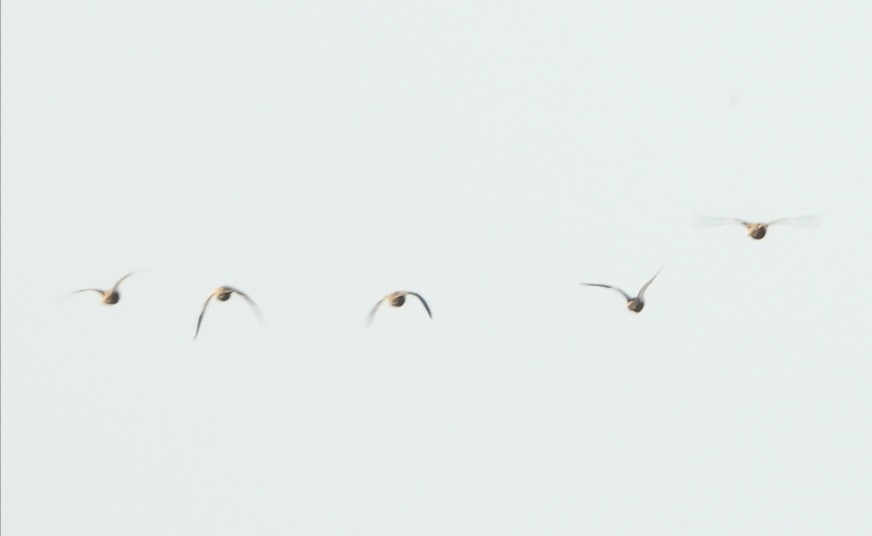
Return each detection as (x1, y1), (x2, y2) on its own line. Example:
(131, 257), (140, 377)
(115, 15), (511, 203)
(695, 214), (820, 240)
(368, 291), (432, 326)
(69, 271), (139, 305)
(194, 286), (262, 339)
(580, 269), (661, 313)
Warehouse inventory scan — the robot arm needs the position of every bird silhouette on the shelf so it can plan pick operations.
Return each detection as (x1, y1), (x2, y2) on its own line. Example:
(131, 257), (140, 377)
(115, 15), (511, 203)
(695, 214), (820, 240)
(368, 291), (432, 326)
(194, 286), (262, 339)
(580, 269), (661, 313)
(68, 271), (139, 305)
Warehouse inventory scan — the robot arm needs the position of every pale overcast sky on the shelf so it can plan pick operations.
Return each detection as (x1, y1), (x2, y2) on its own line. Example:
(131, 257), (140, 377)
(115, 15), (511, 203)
(2, 1), (871, 534)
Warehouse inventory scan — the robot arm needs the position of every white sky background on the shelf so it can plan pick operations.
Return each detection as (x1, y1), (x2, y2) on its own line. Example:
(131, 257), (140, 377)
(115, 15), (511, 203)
(2, 1), (871, 533)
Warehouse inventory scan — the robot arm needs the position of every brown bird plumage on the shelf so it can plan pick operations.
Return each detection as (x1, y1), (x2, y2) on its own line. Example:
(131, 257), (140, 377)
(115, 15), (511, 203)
(580, 269), (661, 313)
(194, 286), (262, 339)
(69, 271), (139, 305)
(695, 214), (820, 240)
(367, 290), (433, 326)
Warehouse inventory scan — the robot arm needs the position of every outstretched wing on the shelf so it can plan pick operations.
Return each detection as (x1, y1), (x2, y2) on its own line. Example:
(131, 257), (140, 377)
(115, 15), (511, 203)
(112, 271), (138, 291)
(61, 288), (104, 302)
(72, 288), (104, 295)
(367, 297), (387, 326)
(406, 292), (433, 320)
(227, 287), (263, 320)
(580, 283), (632, 302)
(637, 268), (662, 300)
(767, 214), (820, 227)
(193, 293), (216, 340)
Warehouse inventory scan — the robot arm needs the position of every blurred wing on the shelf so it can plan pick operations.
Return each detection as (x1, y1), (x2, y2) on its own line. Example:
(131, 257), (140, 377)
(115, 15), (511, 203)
(408, 292), (433, 319)
(767, 214), (820, 227)
(72, 288), (103, 295)
(61, 288), (103, 302)
(112, 271), (137, 291)
(367, 298), (385, 326)
(194, 294), (215, 340)
(228, 287), (263, 320)
(637, 268), (662, 300)
(580, 283), (632, 302)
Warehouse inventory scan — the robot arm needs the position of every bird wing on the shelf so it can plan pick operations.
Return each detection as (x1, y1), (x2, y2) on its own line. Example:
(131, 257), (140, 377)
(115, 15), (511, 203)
(112, 271), (137, 291)
(226, 287), (263, 320)
(580, 283), (632, 302)
(193, 293), (216, 340)
(407, 292), (433, 319)
(767, 214), (820, 227)
(367, 298), (386, 326)
(61, 288), (105, 302)
(72, 288), (104, 295)
(637, 269), (662, 300)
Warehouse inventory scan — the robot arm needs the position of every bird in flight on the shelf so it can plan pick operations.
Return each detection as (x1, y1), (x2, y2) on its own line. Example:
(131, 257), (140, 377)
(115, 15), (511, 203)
(68, 271), (139, 305)
(695, 214), (820, 240)
(194, 286), (262, 340)
(580, 269), (661, 313)
(368, 291), (432, 326)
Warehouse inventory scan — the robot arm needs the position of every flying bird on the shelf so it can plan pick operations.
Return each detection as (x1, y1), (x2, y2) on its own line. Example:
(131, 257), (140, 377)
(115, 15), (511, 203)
(368, 291), (432, 326)
(194, 286), (262, 340)
(68, 271), (139, 305)
(695, 214), (820, 240)
(580, 269), (661, 313)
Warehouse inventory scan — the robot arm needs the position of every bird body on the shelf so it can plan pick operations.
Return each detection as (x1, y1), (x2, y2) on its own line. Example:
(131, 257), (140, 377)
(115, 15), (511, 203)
(71, 271), (137, 305)
(194, 286), (262, 339)
(580, 269), (661, 313)
(746, 223), (768, 240)
(368, 290), (432, 325)
(695, 214), (819, 240)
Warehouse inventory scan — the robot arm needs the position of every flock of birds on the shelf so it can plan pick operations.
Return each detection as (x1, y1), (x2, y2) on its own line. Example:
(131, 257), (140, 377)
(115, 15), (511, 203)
(65, 214), (819, 338)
